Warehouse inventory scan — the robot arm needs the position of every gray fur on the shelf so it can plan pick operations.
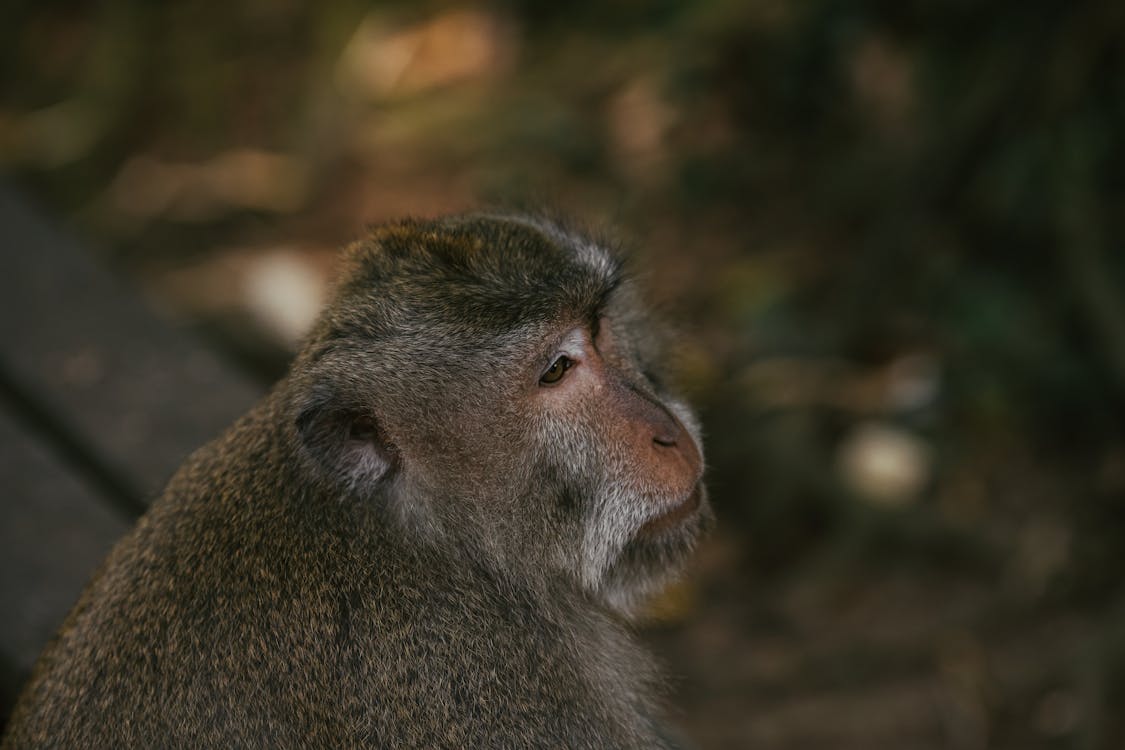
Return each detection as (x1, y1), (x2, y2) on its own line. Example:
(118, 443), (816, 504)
(3, 214), (710, 749)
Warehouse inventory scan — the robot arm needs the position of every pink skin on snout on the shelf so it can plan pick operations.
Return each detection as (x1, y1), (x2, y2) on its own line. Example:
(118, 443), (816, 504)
(537, 324), (704, 535)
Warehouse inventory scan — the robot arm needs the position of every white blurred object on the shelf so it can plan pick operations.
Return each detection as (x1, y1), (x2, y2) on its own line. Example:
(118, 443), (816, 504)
(242, 250), (327, 348)
(837, 422), (932, 506)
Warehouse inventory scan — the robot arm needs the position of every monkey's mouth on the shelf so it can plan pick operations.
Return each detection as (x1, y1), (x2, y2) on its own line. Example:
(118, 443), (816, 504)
(637, 484), (703, 537)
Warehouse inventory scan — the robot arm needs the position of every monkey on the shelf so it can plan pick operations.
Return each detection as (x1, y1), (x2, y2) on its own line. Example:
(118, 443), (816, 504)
(2, 213), (709, 749)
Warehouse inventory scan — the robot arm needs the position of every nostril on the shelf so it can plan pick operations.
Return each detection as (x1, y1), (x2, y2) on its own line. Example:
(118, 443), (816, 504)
(653, 434), (677, 448)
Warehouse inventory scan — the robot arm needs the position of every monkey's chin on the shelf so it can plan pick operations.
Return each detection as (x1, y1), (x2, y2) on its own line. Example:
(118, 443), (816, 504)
(636, 484), (704, 539)
(600, 531), (702, 616)
(598, 487), (710, 614)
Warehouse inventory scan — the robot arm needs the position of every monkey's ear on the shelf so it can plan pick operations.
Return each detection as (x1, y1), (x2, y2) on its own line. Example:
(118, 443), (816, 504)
(295, 387), (399, 491)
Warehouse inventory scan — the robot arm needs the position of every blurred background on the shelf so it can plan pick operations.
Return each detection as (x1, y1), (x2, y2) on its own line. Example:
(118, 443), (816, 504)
(3, 1), (1125, 747)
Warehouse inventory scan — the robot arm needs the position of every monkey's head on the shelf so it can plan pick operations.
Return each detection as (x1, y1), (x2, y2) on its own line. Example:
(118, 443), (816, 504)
(291, 214), (708, 614)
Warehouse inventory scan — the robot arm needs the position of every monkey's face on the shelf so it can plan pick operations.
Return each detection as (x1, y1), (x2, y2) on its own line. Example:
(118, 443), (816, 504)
(293, 215), (709, 614)
(528, 313), (708, 612)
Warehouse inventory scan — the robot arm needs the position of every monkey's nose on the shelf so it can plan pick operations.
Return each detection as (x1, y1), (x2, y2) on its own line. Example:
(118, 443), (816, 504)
(650, 406), (687, 449)
(648, 411), (703, 484)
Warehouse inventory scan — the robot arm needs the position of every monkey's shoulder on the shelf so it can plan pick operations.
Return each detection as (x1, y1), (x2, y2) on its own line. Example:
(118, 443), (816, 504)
(10, 499), (666, 749)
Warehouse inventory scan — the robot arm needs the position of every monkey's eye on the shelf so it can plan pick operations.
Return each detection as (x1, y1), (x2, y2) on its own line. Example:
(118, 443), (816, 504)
(540, 355), (574, 385)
